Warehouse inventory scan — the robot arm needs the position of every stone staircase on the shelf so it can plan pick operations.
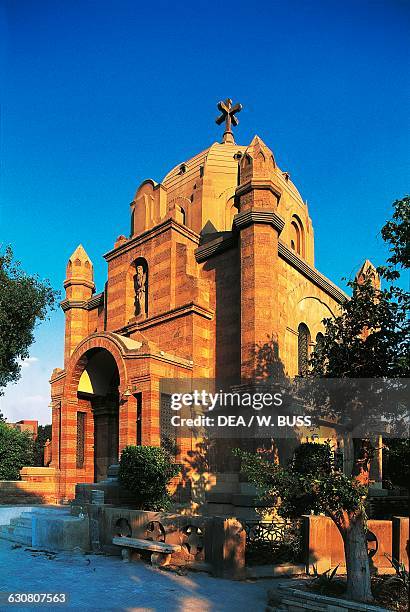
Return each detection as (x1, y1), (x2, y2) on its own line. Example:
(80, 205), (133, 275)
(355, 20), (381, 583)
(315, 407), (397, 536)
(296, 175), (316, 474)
(0, 513), (33, 545)
(0, 507), (70, 547)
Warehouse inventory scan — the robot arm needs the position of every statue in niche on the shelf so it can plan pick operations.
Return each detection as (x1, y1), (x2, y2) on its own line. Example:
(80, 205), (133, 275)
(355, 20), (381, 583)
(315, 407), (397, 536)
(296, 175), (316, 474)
(134, 263), (147, 318)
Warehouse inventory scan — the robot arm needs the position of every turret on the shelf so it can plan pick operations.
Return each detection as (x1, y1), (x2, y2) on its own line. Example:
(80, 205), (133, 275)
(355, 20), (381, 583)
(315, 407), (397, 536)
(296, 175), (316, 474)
(356, 259), (381, 289)
(61, 245), (95, 366)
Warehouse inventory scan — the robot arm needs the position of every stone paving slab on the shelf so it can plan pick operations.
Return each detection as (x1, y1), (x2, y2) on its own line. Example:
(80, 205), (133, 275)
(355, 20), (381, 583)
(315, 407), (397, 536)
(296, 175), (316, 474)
(0, 539), (292, 612)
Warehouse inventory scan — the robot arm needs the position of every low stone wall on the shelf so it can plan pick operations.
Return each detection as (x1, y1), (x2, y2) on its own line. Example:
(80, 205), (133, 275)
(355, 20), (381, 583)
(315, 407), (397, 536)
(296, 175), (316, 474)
(271, 586), (390, 612)
(304, 515), (409, 574)
(71, 503), (246, 579)
(20, 467), (57, 483)
(0, 479), (57, 505)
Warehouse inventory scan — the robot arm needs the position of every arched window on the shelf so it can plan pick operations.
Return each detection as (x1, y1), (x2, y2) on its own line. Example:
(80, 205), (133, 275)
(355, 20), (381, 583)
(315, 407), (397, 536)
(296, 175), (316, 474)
(290, 215), (305, 257)
(298, 323), (311, 376)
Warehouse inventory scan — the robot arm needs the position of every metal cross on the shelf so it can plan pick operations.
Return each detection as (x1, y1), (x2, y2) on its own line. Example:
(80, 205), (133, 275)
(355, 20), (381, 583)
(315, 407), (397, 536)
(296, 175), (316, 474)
(215, 98), (242, 144)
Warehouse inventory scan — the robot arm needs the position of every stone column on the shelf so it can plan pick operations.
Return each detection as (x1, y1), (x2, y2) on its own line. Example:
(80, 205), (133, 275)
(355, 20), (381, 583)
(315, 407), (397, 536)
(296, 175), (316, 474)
(141, 378), (160, 446)
(369, 435), (385, 494)
(205, 517), (246, 579)
(59, 399), (78, 501)
(119, 394), (137, 453)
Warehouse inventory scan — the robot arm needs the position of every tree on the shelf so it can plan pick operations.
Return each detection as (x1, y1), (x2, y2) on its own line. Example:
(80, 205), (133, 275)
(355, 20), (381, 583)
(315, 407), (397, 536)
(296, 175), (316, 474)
(237, 196), (409, 603)
(307, 196), (409, 601)
(0, 246), (58, 394)
(0, 422), (34, 480)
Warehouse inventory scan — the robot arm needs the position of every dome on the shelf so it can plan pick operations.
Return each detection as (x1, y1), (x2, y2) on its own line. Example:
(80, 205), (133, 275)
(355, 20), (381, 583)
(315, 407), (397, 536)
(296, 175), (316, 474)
(162, 142), (246, 197)
(132, 130), (310, 245)
(162, 138), (305, 209)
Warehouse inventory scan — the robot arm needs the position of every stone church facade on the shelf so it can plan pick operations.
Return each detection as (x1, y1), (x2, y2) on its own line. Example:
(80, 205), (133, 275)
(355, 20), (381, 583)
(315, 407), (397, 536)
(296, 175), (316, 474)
(48, 102), (349, 501)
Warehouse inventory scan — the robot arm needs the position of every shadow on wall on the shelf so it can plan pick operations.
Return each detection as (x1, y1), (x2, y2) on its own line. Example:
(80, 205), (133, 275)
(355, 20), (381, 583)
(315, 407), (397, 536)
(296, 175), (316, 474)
(0, 481), (57, 505)
(172, 335), (300, 504)
(0, 480), (45, 506)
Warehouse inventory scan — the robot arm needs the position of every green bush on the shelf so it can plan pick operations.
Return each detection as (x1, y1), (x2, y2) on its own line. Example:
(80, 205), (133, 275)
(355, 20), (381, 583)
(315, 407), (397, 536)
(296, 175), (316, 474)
(119, 445), (180, 511)
(292, 441), (333, 476)
(0, 422), (34, 480)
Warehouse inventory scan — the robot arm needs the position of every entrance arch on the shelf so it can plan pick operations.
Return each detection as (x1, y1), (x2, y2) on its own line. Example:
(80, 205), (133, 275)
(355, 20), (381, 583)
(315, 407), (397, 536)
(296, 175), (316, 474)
(77, 348), (120, 481)
(62, 334), (131, 490)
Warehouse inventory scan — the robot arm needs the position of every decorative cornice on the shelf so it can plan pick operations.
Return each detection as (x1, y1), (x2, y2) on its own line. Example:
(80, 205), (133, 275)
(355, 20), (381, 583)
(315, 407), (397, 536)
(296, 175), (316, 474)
(278, 241), (348, 304)
(195, 233), (236, 262)
(60, 292), (104, 312)
(74, 331), (193, 369)
(235, 178), (282, 199)
(123, 351), (193, 369)
(87, 292), (104, 310)
(60, 299), (85, 312)
(117, 302), (214, 335)
(233, 209), (285, 234)
(104, 218), (200, 262)
(63, 278), (95, 291)
(50, 370), (66, 384)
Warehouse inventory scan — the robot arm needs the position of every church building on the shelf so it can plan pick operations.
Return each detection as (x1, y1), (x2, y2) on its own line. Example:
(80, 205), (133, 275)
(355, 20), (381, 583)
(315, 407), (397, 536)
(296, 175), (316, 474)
(48, 100), (350, 501)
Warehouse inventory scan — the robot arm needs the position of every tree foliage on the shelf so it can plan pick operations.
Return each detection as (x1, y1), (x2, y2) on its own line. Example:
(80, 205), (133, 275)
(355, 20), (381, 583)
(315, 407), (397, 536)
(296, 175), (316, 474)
(0, 246), (59, 394)
(0, 422), (34, 480)
(383, 438), (410, 490)
(309, 276), (409, 378)
(379, 195), (410, 279)
(292, 440), (333, 476)
(310, 196), (409, 379)
(119, 445), (180, 511)
(235, 444), (366, 523)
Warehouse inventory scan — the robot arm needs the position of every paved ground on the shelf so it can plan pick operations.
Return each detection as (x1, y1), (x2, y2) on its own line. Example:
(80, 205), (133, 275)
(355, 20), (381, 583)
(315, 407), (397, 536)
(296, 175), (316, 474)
(0, 539), (289, 612)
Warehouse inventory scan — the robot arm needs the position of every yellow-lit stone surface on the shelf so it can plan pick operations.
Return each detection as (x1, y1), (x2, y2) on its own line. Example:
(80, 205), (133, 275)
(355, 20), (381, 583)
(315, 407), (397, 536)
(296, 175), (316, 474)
(47, 108), (350, 500)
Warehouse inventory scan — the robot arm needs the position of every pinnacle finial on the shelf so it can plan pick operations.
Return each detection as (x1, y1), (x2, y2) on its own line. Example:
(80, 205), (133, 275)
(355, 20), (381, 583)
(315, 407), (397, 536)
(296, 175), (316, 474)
(215, 98), (242, 144)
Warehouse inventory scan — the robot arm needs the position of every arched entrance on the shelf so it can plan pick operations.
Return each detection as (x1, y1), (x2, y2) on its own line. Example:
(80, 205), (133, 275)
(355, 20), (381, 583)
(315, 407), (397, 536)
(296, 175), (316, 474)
(77, 348), (120, 481)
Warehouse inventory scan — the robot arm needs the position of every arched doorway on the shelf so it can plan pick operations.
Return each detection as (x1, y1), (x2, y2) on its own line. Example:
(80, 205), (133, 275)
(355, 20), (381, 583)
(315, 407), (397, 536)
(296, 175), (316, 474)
(77, 348), (120, 482)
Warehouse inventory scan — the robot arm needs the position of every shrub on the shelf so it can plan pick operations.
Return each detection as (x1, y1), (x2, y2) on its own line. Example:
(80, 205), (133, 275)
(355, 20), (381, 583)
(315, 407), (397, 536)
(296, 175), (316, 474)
(0, 422), (34, 479)
(292, 441), (333, 476)
(118, 445), (180, 511)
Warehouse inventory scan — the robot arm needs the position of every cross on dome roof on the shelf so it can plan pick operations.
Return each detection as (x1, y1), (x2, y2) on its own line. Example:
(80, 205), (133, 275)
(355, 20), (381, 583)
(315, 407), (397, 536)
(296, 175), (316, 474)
(215, 98), (242, 144)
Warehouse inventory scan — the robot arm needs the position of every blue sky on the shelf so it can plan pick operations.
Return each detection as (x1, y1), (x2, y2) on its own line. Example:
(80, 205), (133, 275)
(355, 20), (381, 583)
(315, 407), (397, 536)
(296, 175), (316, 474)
(1, 0), (409, 424)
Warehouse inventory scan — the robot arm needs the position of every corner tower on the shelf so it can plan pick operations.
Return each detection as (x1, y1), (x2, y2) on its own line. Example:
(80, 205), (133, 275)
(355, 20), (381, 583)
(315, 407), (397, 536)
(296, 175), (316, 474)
(61, 245), (95, 367)
(234, 136), (285, 379)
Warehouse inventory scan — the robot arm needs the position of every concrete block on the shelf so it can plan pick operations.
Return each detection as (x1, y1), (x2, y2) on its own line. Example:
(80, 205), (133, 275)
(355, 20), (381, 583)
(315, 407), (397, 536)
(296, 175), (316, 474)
(32, 514), (89, 552)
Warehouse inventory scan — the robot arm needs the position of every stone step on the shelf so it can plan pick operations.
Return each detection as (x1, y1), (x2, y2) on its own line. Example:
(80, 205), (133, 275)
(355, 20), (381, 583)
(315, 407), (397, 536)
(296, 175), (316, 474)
(10, 516), (32, 528)
(8, 525), (32, 538)
(20, 508), (70, 518)
(0, 506), (68, 547)
(0, 525), (32, 546)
